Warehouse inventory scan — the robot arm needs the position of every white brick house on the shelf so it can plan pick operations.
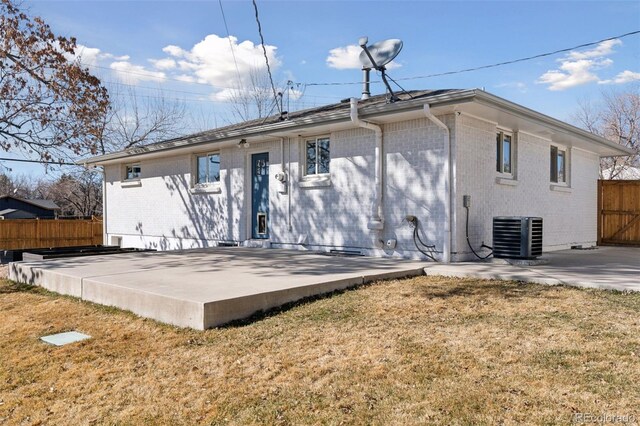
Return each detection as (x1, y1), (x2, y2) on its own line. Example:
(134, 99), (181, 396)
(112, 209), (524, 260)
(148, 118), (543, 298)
(84, 89), (632, 262)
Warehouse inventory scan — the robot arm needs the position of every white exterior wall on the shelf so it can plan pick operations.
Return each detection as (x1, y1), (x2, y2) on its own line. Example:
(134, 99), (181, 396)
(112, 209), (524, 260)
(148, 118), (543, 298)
(104, 111), (600, 261)
(104, 116), (451, 259)
(453, 114), (600, 261)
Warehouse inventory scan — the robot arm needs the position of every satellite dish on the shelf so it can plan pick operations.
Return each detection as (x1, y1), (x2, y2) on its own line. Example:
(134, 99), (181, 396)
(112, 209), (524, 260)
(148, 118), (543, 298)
(357, 37), (403, 102)
(358, 38), (403, 70)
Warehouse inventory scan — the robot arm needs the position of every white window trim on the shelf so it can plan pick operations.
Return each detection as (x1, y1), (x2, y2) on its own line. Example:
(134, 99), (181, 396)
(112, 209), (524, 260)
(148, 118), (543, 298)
(124, 163), (141, 180)
(191, 152), (221, 193)
(550, 143), (570, 187)
(121, 163), (142, 187)
(495, 129), (516, 180)
(300, 135), (331, 188)
(302, 136), (330, 177)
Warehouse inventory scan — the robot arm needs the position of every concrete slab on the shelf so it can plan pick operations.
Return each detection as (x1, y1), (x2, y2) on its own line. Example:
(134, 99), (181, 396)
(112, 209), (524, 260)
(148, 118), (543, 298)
(9, 248), (427, 329)
(424, 246), (640, 292)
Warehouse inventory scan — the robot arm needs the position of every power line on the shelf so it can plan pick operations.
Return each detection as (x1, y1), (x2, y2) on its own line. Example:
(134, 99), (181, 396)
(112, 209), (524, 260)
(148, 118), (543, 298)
(101, 78), (343, 101)
(251, 0), (282, 114)
(305, 29), (640, 86)
(218, 0), (243, 90)
(0, 157), (77, 166)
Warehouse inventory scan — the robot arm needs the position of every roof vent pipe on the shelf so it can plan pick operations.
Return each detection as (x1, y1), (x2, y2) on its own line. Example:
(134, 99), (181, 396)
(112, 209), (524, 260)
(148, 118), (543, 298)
(361, 68), (370, 100)
(350, 98), (383, 231)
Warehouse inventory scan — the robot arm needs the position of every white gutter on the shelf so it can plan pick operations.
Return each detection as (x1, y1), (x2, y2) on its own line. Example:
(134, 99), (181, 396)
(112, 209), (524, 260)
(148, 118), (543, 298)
(423, 104), (451, 264)
(350, 98), (384, 230)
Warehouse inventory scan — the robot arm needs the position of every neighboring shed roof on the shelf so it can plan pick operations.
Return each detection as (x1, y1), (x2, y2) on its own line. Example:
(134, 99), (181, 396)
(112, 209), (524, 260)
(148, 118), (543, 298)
(26, 199), (60, 210)
(0, 195), (60, 211)
(0, 208), (37, 219)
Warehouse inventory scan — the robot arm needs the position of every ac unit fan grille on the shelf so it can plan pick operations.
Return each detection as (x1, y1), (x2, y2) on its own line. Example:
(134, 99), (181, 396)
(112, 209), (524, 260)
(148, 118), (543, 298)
(493, 217), (543, 259)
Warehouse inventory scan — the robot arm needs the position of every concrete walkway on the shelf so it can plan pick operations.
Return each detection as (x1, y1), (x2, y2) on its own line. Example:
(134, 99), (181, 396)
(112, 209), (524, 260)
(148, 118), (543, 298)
(9, 247), (427, 329)
(424, 246), (640, 292)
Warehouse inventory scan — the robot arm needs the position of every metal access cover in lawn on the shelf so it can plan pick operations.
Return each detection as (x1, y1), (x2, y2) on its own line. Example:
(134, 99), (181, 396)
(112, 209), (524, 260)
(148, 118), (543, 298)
(10, 247), (427, 329)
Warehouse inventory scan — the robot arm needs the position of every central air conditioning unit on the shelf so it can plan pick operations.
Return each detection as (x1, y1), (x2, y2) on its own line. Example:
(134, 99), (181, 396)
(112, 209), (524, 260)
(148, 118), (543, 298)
(492, 217), (543, 259)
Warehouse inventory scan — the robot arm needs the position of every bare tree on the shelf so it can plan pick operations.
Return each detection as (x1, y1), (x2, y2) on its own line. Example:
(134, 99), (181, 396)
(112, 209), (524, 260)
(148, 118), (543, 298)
(225, 67), (282, 123)
(98, 85), (188, 154)
(0, 0), (109, 162)
(573, 85), (639, 179)
(26, 170), (102, 216)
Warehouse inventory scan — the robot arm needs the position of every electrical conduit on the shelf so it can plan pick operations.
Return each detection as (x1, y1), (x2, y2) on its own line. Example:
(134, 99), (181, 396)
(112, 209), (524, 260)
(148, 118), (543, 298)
(350, 98), (384, 231)
(423, 104), (451, 264)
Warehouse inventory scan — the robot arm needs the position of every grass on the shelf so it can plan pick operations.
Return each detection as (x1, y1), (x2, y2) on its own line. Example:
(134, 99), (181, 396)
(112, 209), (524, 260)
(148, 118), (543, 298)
(1, 274), (639, 425)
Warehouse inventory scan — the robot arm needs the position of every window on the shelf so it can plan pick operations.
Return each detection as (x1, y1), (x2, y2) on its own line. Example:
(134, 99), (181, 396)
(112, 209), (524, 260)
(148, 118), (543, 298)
(196, 153), (220, 185)
(305, 137), (330, 175)
(550, 146), (566, 183)
(125, 164), (141, 180)
(496, 131), (513, 175)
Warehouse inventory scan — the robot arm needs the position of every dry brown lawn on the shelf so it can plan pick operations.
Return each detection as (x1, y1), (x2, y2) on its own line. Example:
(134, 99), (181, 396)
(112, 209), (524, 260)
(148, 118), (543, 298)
(1, 274), (639, 425)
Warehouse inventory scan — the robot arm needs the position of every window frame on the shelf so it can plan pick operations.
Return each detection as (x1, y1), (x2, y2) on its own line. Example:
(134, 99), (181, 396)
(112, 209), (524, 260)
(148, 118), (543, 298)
(194, 152), (221, 187)
(304, 136), (331, 177)
(550, 144), (568, 185)
(495, 130), (515, 177)
(124, 163), (141, 181)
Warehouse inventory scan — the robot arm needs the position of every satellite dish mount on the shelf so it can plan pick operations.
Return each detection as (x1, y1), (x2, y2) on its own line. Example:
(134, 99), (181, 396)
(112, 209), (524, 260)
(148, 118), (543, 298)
(358, 37), (403, 102)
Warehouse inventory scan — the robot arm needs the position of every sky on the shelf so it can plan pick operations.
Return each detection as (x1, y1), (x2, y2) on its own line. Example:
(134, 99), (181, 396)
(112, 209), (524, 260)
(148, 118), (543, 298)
(4, 0), (640, 178)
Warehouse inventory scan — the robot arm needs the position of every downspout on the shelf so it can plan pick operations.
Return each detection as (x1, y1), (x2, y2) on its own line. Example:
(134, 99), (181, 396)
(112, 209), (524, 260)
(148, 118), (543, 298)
(350, 98), (384, 230)
(287, 137), (292, 231)
(423, 104), (451, 264)
(102, 167), (107, 245)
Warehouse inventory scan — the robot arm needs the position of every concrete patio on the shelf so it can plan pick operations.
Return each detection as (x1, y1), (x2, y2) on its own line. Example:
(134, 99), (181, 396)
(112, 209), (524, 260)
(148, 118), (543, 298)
(424, 246), (640, 292)
(9, 247), (427, 329)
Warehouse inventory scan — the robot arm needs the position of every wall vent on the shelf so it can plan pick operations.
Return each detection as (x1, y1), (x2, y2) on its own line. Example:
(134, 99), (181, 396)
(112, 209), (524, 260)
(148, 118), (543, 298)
(492, 217), (543, 259)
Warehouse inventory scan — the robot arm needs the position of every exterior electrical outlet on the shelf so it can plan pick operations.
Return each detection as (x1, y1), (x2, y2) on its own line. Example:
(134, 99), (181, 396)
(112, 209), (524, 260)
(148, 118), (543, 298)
(493, 217), (543, 259)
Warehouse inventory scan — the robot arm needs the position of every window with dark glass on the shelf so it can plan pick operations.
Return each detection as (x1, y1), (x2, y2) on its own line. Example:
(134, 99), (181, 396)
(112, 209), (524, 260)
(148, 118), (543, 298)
(550, 146), (566, 183)
(305, 137), (330, 175)
(125, 164), (141, 180)
(496, 132), (512, 174)
(196, 153), (220, 184)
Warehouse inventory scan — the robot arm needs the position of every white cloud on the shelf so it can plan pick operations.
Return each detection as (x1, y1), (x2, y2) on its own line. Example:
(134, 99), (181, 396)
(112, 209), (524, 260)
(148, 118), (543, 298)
(62, 44), (130, 67)
(109, 61), (166, 83)
(162, 45), (187, 58)
(536, 40), (621, 91)
(149, 58), (177, 70)
(156, 34), (281, 94)
(567, 39), (621, 60)
(599, 70), (640, 85)
(72, 45), (102, 66)
(62, 34), (283, 96)
(326, 44), (400, 70)
(495, 81), (527, 93)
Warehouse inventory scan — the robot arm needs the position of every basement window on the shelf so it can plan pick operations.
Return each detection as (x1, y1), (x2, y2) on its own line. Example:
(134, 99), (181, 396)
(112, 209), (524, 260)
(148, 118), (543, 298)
(550, 145), (567, 184)
(305, 137), (330, 176)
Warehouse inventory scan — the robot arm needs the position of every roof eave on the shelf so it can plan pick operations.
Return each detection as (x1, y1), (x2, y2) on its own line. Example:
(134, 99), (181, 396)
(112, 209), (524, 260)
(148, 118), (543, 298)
(80, 90), (477, 166)
(473, 91), (635, 157)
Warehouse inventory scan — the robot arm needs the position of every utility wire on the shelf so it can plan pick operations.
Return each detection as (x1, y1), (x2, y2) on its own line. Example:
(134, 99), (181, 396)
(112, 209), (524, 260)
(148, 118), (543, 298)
(0, 157), (77, 166)
(251, 0), (282, 115)
(305, 30), (640, 86)
(218, 0), (243, 90)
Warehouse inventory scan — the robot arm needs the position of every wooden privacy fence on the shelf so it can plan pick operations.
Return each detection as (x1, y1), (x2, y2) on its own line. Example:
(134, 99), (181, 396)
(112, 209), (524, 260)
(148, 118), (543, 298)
(0, 218), (103, 250)
(598, 180), (640, 246)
